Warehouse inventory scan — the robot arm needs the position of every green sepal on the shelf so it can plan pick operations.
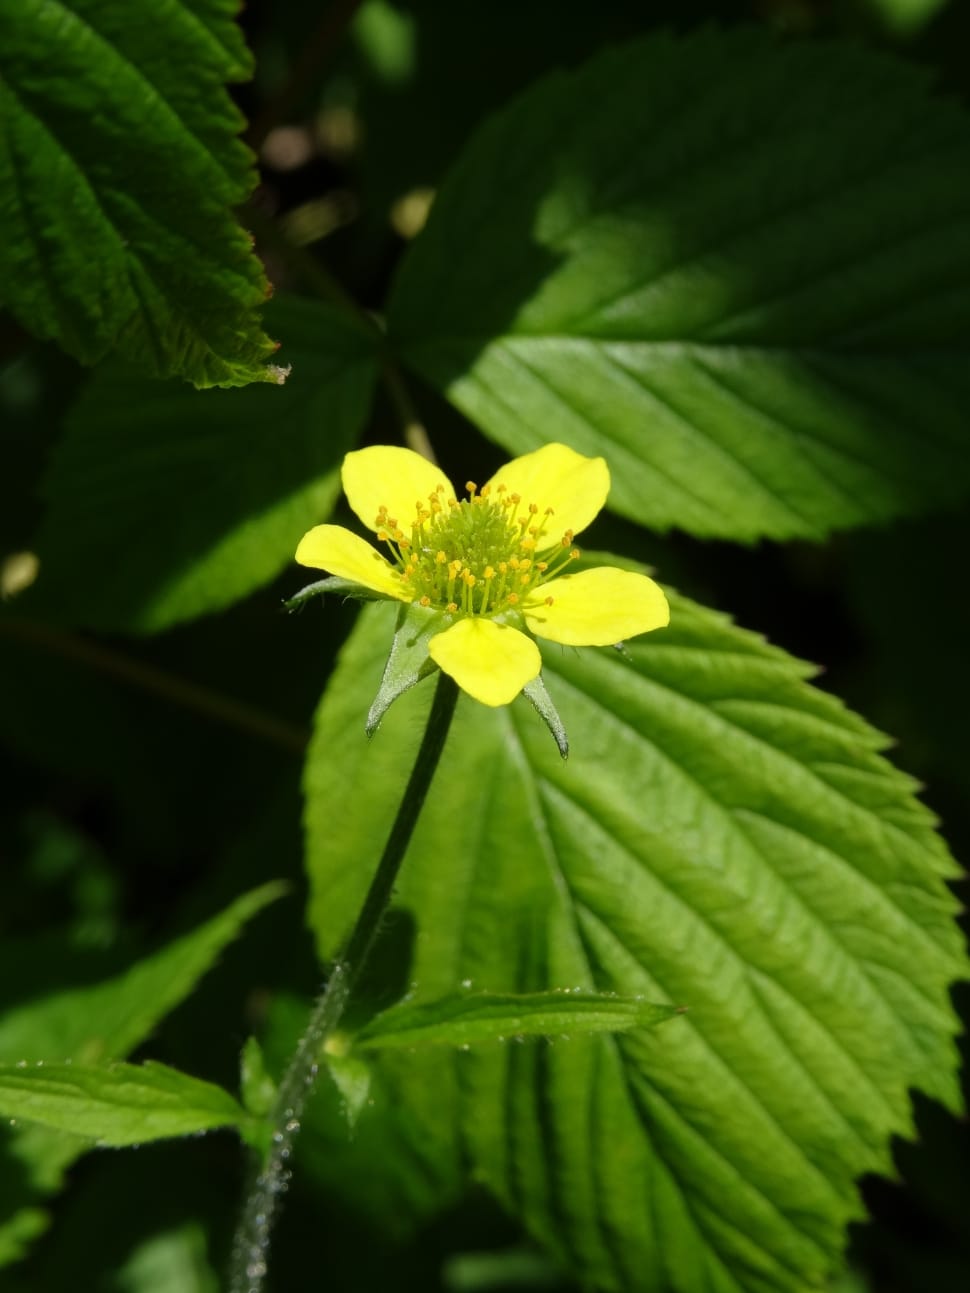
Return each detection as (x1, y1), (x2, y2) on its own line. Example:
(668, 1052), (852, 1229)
(239, 1036), (277, 1121)
(366, 601), (448, 736)
(522, 675), (569, 759)
(323, 1052), (373, 1128)
(284, 576), (390, 612)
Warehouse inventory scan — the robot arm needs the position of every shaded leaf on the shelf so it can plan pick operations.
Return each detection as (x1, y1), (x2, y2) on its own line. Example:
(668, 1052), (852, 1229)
(0, 882), (286, 1063)
(0, 0), (280, 387)
(0, 883), (284, 1267)
(389, 30), (970, 540)
(30, 296), (378, 632)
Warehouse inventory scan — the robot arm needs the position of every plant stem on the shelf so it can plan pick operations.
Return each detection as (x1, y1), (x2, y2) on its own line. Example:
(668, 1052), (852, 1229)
(228, 671), (460, 1293)
(0, 617), (309, 753)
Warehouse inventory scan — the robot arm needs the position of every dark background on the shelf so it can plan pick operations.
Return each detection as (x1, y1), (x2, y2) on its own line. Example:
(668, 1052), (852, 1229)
(1, 1), (967, 1289)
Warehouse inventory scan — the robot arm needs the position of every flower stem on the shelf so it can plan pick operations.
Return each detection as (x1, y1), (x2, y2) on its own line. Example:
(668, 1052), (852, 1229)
(228, 671), (460, 1293)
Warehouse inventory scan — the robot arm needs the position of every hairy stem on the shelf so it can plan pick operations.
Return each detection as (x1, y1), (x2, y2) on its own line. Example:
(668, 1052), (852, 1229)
(229, 671), (460, 1293)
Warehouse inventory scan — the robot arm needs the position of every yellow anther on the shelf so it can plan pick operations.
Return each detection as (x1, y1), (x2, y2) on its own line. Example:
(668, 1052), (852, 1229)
(465, 481), (478, 496)
(545, 507), (554, 515)
(510, 493), (521, 504)
(463, 571), (477, 587)
(483, 565), (495, 580)
(570, 548), (581, 560)
(419, 594), (431, 607)
(436, 550), (447, 564)
(498, 561), (508, 573)
(545, 596), (554, 606)
(519, 559), (532, 571)
(507, 592), (519, 605)
(480, 483), (491, 497)
(446, 602), (458, 613)
(497, 483), (507, 493)
(449, 559), (463, 574)
(529, 502), (538, 514)
(536, 561), (548, 571)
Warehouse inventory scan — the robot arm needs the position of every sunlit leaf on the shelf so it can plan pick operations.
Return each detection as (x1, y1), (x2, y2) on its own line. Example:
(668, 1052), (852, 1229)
(357, 991), (680, 1050)
(303, 593), (965, 1293)
(0, 1061), (249, 1147)
(389, 29), (970, 540)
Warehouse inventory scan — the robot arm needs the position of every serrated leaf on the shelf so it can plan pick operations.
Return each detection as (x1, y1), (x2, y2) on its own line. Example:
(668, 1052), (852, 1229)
(388, 30), (970, 540)
(303, 597), (966, 1293)
(0, 1061), (248, 1147)
(0, 0), (280, 387)
(28, 296), (378, 632)
(356, 991), (680, 1050)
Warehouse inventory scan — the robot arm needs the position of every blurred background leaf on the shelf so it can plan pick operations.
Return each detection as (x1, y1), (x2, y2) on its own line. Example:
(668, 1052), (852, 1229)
(22, 295), (377, 633)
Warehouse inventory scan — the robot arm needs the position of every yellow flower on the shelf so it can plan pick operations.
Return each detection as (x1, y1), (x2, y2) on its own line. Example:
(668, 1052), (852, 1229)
(295, 443), (669, 707)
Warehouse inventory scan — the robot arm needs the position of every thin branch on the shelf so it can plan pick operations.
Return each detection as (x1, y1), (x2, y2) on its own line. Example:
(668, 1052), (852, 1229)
(1, 618), (309, 754)
(247, 0), (367, 150)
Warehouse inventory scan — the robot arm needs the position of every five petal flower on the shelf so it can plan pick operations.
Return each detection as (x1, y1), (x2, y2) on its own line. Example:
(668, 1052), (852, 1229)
(295, 443), (669, 707)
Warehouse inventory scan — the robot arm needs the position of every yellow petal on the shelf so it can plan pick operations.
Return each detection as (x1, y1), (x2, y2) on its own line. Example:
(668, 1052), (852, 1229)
(295, 524), (411, 601)
(485, 443), (609, 537)
(524, 567), (669, 646)
(428, 617), (541, 707)
(341, 446), (455, 533)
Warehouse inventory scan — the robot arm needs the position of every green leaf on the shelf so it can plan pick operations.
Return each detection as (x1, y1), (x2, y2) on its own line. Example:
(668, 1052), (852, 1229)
(304, 597), (966, 1293)
(259, 992), (464, 1237)
(29, 297), (378, 632)
(113, 1223), (219, 1293)
(323, 1052), (373, 1127)
(860, 0), (950, 35)
(0, 882), (286, 1063)
(388, 30), (970, 540)
(0, 0), (280, 388)
(0, 1061), (248, 1147)
(0, 883), (284, 1264)
(357, 992), (681, 1050)
(239, 1037), (277, 1122)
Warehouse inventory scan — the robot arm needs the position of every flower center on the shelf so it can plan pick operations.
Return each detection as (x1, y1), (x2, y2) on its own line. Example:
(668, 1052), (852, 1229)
(375, 482), (580, 616)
